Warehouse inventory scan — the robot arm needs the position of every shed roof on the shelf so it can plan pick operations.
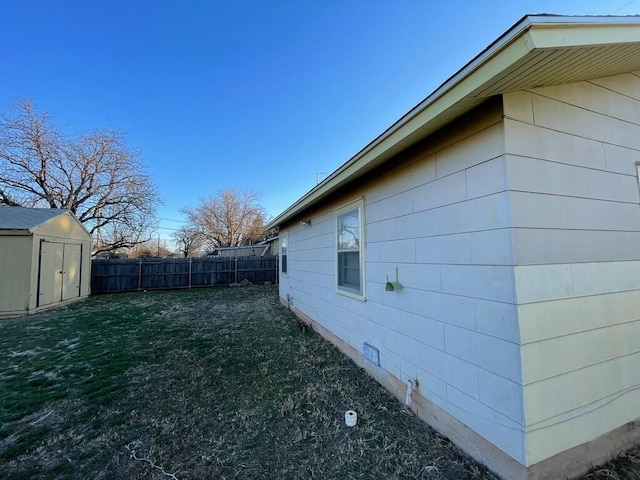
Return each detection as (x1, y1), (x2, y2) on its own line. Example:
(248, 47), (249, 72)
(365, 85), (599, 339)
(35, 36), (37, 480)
(266, 14), (640, 229)
(0, 206), (72, 232)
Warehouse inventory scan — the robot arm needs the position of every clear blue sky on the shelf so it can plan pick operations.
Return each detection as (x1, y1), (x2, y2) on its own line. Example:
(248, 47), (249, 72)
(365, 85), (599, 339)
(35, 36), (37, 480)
(1, 0), (637, 241)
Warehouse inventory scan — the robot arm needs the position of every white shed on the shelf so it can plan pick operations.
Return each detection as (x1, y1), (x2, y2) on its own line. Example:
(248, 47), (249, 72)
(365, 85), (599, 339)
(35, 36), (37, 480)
(0, 207), (92, 318)
(267, 15), (640, 480)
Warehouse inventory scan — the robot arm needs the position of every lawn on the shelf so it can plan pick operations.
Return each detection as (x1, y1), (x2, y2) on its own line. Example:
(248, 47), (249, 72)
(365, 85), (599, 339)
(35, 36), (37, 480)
(0, 285), (637, 479)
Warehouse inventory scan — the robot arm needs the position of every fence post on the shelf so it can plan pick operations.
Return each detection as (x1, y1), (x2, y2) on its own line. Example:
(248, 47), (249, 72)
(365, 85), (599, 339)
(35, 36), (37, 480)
(234, 257), (238, 284)
(188, 257), (192, 289)
(275, 255), (279, 284)
(138, 259), (142, 291)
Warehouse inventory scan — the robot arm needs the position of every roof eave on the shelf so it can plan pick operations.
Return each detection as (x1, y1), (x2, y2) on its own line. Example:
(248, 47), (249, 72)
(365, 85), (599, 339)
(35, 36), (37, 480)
(266, 14), (640, 230)
(0, 228), (32, 235)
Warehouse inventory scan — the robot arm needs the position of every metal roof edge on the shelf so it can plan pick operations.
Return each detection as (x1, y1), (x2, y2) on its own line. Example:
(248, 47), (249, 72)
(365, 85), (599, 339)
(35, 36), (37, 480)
(0, 228), (31, 234)
(527, 14), (640, 23)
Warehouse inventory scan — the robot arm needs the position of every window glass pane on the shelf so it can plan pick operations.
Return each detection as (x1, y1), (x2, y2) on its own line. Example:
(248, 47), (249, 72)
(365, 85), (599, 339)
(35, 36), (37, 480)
(281, 234), (288, 273)
(338, 209), (360, 250)
(335, 200), (364, 298)
(338, 251), (360, 291)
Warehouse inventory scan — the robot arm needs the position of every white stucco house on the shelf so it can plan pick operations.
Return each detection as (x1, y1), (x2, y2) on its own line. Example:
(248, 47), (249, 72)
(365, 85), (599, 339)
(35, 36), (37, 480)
(266, 15), (640, 480)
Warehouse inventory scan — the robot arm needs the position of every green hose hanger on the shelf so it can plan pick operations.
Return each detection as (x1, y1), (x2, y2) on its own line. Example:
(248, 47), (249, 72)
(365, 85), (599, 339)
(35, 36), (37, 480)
(385, 267), (403, 291)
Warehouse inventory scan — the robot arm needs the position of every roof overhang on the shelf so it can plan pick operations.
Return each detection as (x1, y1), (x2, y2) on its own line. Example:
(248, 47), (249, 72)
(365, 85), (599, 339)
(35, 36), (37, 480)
(0, 229), (31, 236)
(266, 14), (640, 230)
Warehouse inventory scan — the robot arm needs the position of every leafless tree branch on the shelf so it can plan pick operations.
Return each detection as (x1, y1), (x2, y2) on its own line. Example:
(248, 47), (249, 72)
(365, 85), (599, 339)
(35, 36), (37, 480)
(0, 99), (161, 254)
(171, 225), (204, 257)
(182, 188), (267, 250)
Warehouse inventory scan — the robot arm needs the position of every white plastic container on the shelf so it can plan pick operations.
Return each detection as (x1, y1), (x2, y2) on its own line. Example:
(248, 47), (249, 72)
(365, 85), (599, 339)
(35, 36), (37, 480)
(345, 410), (357, 427)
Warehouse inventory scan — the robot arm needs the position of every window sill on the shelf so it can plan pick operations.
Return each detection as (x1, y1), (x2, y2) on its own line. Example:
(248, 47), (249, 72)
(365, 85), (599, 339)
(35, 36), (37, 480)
(336, 288), (366, 302)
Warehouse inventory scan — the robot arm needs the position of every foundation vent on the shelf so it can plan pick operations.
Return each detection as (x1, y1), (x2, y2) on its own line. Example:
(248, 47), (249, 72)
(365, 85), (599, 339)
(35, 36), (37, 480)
(363, 342), (380, 366)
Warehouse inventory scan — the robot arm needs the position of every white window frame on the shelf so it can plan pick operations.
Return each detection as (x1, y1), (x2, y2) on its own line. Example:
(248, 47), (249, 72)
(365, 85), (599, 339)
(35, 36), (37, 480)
(280, 232), (288, 276)
(335, 198), (365, 300)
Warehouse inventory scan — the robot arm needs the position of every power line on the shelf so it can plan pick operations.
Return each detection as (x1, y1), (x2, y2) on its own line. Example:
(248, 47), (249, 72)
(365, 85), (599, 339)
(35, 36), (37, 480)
(158, 217), (189, 223)
(614, 0), (636, 13)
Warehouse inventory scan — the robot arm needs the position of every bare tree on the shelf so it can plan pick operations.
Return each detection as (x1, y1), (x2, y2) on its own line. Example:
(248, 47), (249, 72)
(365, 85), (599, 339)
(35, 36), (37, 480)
(171, 225), (204, 257)
(127, 238), (174, 258)
(0, 100), (161, 255)
(182, 189), (266, 249)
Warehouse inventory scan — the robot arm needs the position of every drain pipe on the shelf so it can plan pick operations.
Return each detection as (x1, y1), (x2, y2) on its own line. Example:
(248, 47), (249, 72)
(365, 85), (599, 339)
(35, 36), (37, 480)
(405, 379), (418, 407)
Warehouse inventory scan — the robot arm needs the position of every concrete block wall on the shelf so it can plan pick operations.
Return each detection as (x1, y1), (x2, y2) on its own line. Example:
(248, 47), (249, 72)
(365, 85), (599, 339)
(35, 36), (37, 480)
(503, 71), (640, 465)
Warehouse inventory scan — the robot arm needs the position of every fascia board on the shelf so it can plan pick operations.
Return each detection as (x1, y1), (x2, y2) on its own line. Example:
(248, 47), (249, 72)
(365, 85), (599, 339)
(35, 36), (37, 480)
(0, 229), (31, 236)
(527, 22), (640, 49)
(266, 33), (535, 230)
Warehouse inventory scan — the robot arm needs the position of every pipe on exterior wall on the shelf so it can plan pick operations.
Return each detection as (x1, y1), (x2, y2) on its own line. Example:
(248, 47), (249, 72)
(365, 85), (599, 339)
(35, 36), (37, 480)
(405, 379), (416, 407)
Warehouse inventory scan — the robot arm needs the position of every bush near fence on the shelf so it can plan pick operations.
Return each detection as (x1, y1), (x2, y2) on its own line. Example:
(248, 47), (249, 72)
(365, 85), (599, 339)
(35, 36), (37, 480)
(91, 256), (279, 294)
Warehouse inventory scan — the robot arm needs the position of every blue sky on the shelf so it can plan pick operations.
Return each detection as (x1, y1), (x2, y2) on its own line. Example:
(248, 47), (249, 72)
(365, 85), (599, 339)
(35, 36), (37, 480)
(1, 0), (637, 241)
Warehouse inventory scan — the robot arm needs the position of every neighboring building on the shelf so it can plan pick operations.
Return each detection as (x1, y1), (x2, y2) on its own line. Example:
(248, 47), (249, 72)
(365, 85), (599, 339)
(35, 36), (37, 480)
(0, 207), (92, 318)
(266, 15), (640, 480)
(205, 243), (273, 258)
(258, 235), (279, 257)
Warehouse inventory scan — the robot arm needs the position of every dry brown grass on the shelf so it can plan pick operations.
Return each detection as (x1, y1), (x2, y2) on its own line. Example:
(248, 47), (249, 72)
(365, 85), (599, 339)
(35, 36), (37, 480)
(0, 285), (638, 479)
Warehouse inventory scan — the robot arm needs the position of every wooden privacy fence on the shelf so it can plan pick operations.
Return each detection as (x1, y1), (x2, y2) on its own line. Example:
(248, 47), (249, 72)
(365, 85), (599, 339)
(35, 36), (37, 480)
(91, 255), (278, 294)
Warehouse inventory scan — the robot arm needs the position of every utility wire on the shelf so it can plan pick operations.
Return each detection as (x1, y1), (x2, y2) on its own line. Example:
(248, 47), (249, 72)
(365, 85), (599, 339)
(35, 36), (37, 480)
(614, 0), (636, 13)
(158, 217), (189, 223)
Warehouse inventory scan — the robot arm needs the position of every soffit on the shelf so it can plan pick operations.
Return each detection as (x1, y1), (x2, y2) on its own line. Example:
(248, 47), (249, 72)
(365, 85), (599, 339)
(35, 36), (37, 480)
(474, 44), (640, 98)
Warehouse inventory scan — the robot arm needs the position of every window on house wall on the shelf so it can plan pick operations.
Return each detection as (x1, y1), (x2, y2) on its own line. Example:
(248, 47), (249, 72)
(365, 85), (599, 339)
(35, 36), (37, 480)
(281, 233), (288, 275)
(336, 199), (365, 298)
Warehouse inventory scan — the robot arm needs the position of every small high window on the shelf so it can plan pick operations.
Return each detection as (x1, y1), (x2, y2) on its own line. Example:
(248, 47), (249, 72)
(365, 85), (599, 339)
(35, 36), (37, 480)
(336, 199), (365, 299)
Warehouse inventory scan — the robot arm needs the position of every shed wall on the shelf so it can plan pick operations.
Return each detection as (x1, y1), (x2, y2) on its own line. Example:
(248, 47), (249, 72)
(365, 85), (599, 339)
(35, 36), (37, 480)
(0, 235), (33, 316)
(0, 213), (92, 316)
(503, 71), (640, 465)
(37, 213), (91, 242)
(280, 100), (526, 463)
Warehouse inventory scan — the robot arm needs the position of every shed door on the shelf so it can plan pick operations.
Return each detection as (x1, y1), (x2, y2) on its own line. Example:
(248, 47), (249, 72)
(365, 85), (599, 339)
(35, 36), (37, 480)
(38, 242), (64, 307)
(62, 243), (82, 301)
(38, 241), (83, 307)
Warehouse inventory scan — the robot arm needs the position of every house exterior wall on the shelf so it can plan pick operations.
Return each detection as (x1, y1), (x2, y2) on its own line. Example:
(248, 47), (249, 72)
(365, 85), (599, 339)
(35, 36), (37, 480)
(0, 234), (34, 316)
(280, 70), (640, 476)
(279, 99), (528, 464)
(503, 71), (640, 465)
